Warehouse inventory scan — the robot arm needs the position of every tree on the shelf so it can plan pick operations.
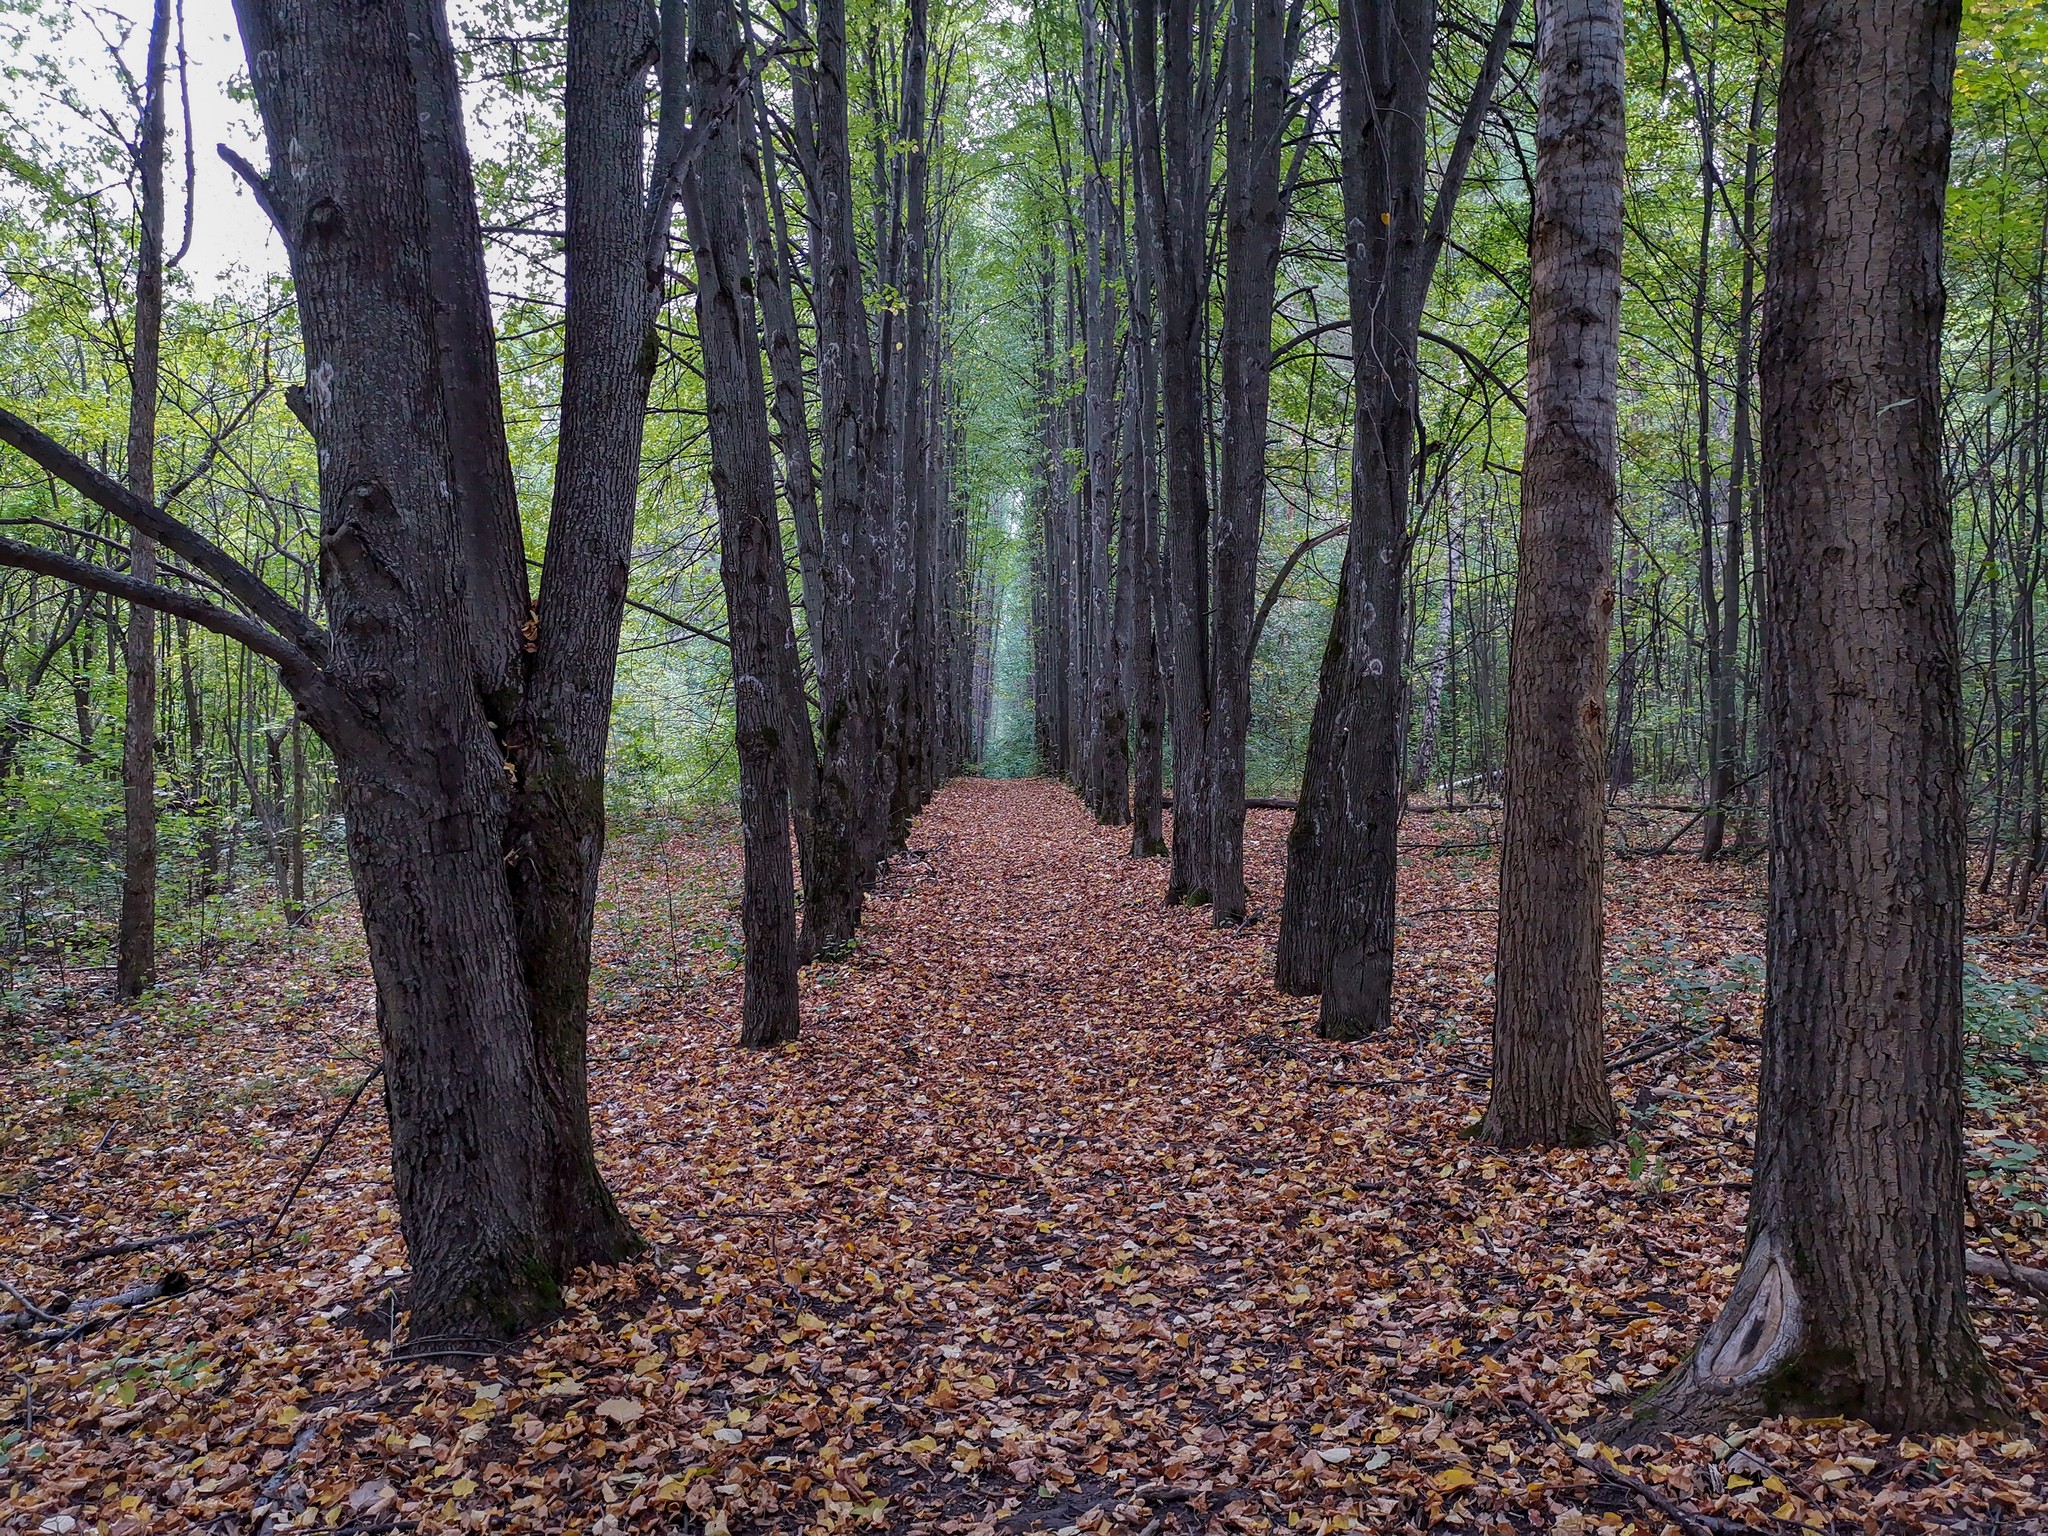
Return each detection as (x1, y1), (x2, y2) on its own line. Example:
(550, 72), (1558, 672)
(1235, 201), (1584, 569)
(682, 0), (804, 1045)
(1478, 0), (1624, 1147)
(1620, 0), (2008, 1433)
(116, 0), (178, 998)
(1278, 0), (1520, 1036)
(1208, 0), (1304, 924)
(0, 0), (696, 1341)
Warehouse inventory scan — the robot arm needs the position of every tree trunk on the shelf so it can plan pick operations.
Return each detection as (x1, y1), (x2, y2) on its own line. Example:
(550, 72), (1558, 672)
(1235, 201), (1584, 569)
(117, 0), (173, 1000)
(684, 0), (802, 1046)
(1408, 517), (1458, 794)
(1619, 0), (2008, 1436)
(797, 0), (887, 954)
(1209, 0), (1292, 923)
(221, 0), (654, 1340)
(1123, 319), (1169, 858)
(1477, 0), (1623, 1148)
(1275, 0), (1431, 1033)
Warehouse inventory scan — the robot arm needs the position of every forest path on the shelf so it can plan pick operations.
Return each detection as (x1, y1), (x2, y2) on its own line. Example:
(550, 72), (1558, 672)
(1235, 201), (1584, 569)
(577, 777), (1822, 1530)
(7, 781), (2040, 1535)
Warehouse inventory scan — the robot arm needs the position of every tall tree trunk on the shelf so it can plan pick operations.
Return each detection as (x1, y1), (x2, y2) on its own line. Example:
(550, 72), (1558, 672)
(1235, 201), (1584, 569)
(1122, 320), (1168, 857)
(1209, 0), (1292, 923)
(796, 0), (885, 954)
(1621, 0), (2007, 1436)
(1275, 0), (1431, 1033)
(684, 0), (802, 1045)
(217, 0), (668, 1339)
(1705, 94), (1764, 858)
(1477, 0), (1624, 1148)
(739, 85), (823, 943)
(117, 0), (173, 1000)
(1133, 0), (1216, 906)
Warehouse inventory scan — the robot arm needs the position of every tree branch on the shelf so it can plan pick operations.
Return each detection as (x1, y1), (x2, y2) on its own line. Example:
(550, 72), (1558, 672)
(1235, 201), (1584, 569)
(0, 405), (328, 663)
(216, 142), (293, 251)
(0, 535), (312, 677)
(1249, 523), (1348, 661)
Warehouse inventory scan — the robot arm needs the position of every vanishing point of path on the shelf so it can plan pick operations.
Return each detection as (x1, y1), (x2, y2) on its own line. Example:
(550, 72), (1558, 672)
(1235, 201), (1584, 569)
(583, 778), (1780, 1531)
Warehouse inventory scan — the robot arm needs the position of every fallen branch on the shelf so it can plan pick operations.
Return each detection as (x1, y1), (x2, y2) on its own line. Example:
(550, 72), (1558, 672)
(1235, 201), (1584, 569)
(1504, 1393), (1735, 1536)
(1967, 1248), (2048, 1298)
(18, 1271), (193, 1341)
(68, 1217), (255, 1266)
(259, 1064), (383, 1244)
(1608, 1021), (1730, 1074)
(0, 1275), (64, 1330)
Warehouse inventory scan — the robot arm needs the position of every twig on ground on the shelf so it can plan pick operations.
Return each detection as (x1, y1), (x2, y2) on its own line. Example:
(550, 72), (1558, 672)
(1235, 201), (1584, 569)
(24, 1271), (192, 1342)
(1504, 1392), (1734, 1536)
(259, 1064), (383, 1243)
(1967, 1247), (2048, 1299)
(68, 1217), (255, 1265)
(0, 1275), (64, 1328)
(1608, 1021), (1730, 1074)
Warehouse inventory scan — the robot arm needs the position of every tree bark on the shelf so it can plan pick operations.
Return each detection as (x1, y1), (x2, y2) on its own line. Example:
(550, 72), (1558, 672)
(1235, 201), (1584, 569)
(1209, 0), (1293, 923)
(1619, 0), (2008, 1436)
(117, 0), (173, 1000)
(1477, 0), (1624, 1148)
(796, 0), (887, 953)
(1133, 0), (1216, 906)
(1275, 0), (1431, 1034)
(684, 0), (803, 1046)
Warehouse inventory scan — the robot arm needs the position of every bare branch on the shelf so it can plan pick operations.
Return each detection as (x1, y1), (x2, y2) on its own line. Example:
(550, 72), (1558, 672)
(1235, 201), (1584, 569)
(0, 405), (327, 662)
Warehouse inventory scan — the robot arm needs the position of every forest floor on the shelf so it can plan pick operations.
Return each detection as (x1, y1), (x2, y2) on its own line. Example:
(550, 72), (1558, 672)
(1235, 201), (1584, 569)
(2, 776), (2046, 1536)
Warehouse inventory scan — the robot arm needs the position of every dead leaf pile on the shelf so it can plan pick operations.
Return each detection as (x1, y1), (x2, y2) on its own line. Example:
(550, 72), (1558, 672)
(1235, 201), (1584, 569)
(1, 779), (2043, 1534)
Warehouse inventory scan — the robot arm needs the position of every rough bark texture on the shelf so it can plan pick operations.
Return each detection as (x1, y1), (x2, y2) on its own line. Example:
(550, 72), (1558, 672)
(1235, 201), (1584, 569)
(1136, 0), (1216, 907)
(116, 0), (172, 1000)
(1276, 0), (1431, 1034)
(1618, 0), (2008, 1436)
(223, 0), (652, 1341)
(1478, 0), (1623, 1148)
(1209, 0), (1292, 924)
(798, 0), (884, 955)
(684, 0), (803, 1046)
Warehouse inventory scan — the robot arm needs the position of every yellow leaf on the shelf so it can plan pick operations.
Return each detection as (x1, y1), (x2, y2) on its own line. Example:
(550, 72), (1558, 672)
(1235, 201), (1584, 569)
(1432, 1466), (1475, 1491)
(450, 1478), (477, 1497)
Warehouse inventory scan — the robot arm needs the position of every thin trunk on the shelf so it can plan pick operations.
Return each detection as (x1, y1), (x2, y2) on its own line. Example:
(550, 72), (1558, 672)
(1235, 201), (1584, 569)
(685, 0), (802, 1045)
(1408, 517), (1458, 794)
(117, 0), (172, 999)
(1210, 0), (1293, 922)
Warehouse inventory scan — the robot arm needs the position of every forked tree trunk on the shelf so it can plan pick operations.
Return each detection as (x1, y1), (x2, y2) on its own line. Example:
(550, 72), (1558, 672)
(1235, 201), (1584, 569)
(1478, 0), (1623, 1148)
(1278, 0), (1519, 1030)
(117, 0), (173, 1000)
(683, 0), (802, 1046)
(1618, 0), (2008, 1436)
(1276, 0), (1431, 1033)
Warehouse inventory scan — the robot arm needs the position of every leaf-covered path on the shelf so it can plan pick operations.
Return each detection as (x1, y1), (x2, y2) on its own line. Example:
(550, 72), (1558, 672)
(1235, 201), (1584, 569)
(4, 778), (2046, 1534)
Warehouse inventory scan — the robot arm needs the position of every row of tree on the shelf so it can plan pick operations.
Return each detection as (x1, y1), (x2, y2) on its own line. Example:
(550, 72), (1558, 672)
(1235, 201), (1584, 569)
(0, 0), (996, 1346)
(1017, 0), (2007, 1434)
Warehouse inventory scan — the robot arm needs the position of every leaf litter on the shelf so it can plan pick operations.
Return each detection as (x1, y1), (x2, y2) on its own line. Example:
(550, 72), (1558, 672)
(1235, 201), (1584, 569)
(2, 778), (2044, 1534)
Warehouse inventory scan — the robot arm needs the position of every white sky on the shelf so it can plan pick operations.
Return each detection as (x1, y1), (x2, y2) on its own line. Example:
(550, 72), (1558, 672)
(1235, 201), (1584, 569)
(173, 0), (289, 294)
